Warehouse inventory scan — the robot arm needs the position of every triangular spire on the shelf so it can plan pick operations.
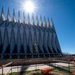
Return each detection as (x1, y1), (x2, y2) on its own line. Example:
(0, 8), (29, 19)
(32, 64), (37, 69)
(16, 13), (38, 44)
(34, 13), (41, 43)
(32, 15), (34, 25)
(28, 13), (30, 24)
(50, 18), (55, 30)
(44, 16), (47, 27)
(1, 6), (5, 21)
(36, 15), (39, 26)
(18, 11), (21, 23)
(12, 9), (16, 22)
(40, 15), (43, 27)
(7, 7), (11, 22)
(50, 18), (52, 28)
(50, 18), (55, 31)
(23, 12), (25, 24)
(47, 17), (50, 28)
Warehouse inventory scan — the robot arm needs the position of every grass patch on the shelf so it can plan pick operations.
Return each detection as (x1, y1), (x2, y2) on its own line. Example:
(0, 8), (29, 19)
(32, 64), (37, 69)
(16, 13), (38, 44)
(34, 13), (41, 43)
(64, 66), (75, 70)
(7, 68), (74, 75)
(52, 68), (72, 75)
(8, 71), (31, 75)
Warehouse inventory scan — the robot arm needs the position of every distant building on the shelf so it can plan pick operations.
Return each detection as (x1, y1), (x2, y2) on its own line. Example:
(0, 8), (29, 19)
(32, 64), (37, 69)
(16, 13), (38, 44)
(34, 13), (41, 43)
(0, 7), (62, 59)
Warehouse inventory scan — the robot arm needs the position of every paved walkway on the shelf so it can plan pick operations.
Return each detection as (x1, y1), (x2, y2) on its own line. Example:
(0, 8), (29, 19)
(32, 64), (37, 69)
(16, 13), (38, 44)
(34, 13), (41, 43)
(51, 62), (74, 67)
(0, 64), (52, 75)
(0, 63), (74, 75)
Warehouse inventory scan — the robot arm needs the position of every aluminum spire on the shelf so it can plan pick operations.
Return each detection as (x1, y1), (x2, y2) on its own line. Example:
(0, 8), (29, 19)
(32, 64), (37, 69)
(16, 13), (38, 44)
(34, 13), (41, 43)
(28, 13), (30, 24)
(7, 7), (11, 22)
(32, 15), (35, 25)
(1, 6), (5, 21)
(50, 18), (56, 31)
(18, 11), (21, 23)
(23, 12), (25, 24)
(47, 17), (50, 28)
(12, 9), (16, 22)
(36, 15), (39, 26)
(40, 16), (43, 27)
(44, 16), (47, 27)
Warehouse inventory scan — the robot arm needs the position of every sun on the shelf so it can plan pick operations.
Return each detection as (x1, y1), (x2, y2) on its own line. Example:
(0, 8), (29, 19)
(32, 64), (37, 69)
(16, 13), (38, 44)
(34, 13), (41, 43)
(22, 0), (37, 14)
(16, 0), (38, 14)
(25, 1), (35, 13)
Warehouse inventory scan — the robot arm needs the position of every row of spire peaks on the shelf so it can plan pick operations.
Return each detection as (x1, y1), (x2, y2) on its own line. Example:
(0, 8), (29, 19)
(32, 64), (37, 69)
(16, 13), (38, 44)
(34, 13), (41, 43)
(0, 7), (55, 29)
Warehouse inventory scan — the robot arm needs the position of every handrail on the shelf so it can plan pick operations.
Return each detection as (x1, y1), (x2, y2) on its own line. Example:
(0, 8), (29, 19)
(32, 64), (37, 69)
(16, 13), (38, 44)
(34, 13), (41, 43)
(0, 62), (12, 75)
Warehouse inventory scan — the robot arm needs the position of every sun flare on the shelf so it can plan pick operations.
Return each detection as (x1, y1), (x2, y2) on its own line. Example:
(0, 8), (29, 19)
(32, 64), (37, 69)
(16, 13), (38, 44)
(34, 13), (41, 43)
(25, 1), (34, 13)
(22, 0), (37, 14)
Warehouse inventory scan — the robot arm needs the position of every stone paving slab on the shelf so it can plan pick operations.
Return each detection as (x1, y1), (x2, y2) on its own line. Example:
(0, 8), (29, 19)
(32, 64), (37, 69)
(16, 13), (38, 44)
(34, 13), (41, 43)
(51, 62), (74, 67)
(0, 63), (74, 75)
(0, 64), (52, 75)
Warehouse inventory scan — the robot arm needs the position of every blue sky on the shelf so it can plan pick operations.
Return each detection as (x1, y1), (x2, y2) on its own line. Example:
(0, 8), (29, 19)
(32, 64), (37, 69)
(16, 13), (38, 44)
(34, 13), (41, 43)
(0, 0), (75, 54)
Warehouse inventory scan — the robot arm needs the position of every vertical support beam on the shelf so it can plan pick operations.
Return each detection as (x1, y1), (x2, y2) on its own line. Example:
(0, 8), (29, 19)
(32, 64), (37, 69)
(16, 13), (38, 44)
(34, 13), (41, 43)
(10, 28), (15, 59)
(2, 28), (9, 54)
(23, 30), (27, 56)
(33, 30), (38, 53)
(28, 31), (33, 58)
(36, 29), (40, 58)
(52, 33), (58, 54)
(49, 33), (55, 54)
(39, 31), (45, 58)
(35, 29), (40, 58)
(43, 31), (49, 57)
(17, 29), (21, 59)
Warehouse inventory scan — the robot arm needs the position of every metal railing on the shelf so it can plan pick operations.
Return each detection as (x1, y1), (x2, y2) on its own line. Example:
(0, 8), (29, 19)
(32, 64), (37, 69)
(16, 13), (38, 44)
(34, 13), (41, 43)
(0, 62), (12, 75)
